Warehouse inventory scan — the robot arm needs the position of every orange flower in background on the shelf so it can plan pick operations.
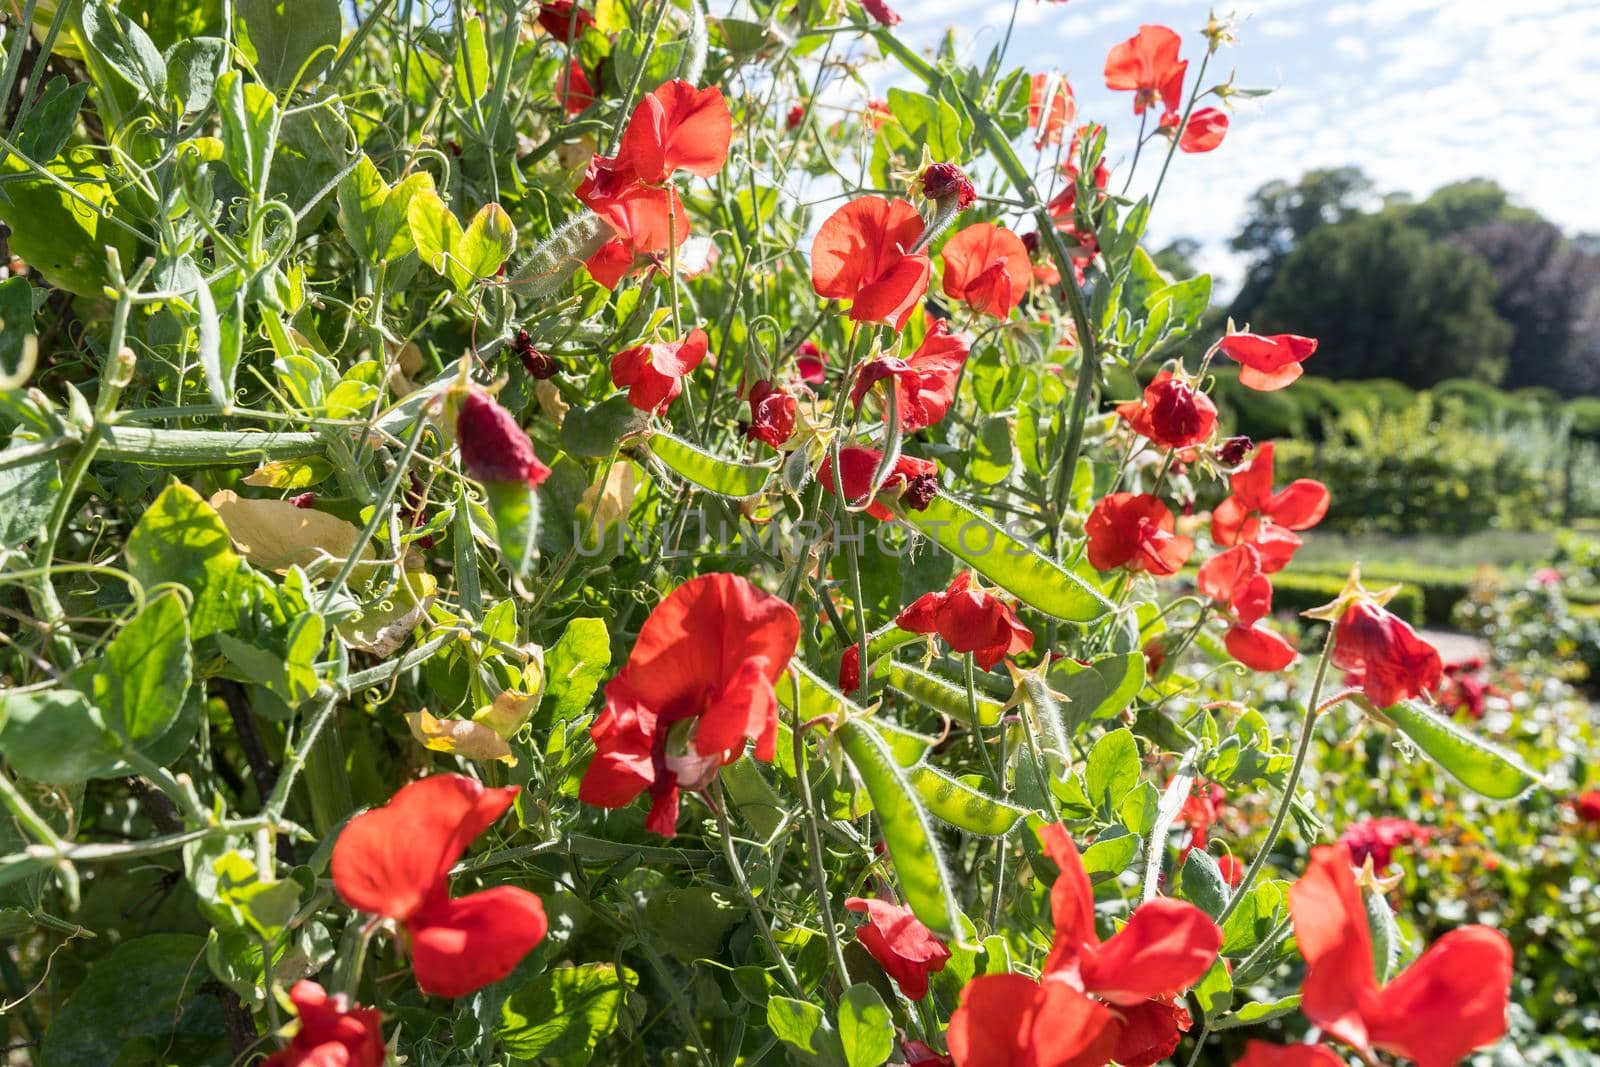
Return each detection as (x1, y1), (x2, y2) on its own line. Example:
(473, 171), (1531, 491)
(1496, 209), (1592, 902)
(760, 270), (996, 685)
(941, 223), (1032, 319)
(263, 981), (383, 1067)
(1028, 73), (1076, 146)
(331, 775), (549, 997)
(1331, 596), (1442, 708)
(617, 80), (733, 184)
(817, 445), (939, 520)
(579, 574), (800, 835)
(845, 897), (950, 1000)
(1198, 544), (1298, 671)
(1233, 1042), (1346, 1067)
(1290, 845), (1512, 1067)
(895, 571), (1034, 670)
(1086, 493), (1193, 576)
(1117, 370), (1218, 450)
(1104, 25), (1187, 115)
(1211, 442), (1329, 571)
(1572, 790), (1600, 823)
(1219, 331), (1318, 391)
(611, 328), (709, 413)
(850, 319), (971, 432)
(947, 825), (1221, 1067)
(812, 196), (932, 330)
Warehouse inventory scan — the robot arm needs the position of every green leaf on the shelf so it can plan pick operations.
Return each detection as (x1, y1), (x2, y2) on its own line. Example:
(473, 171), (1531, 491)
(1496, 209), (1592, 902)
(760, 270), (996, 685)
(1179, 849), (1228, 919)
(1364, 884), (1402, 983)
(165, 36), (226, 114)
(217, 70), (277, 192)
(1079, 828), (1140, 883)
(560, 394), (651, 458)
(1386, 700), (1539, 799)
(885, 88), (962, 161)
(0, 276), (36, 389)
(454, 203), (517, 288)
(766, 996), (845, 1066)
(0, 149), (136, 297)
(14, 76), (87, 162)
(0, 689), (120, 783)
(540, 617), (612, 724)
(498, 963), (638, 1060)
(126, 483), (258, 638)
(1145, 274), (1211, 337)
(1051, 653), (1145, 733)
(909, 766), (1027, 836)
(453, 15), (491, 104)
(838, 983), (893, 1067)
(40, 934), (229, 1066)
(240, 0), (342, 89)
(336, 154), (387, 263)
(835, 718), (961, 939)
(1213, 995), (1303, 1030)
(483, 479), (539, 576)
(651, 432), (773, 498)
(1085, 728), (1139, 812)
(80, 0), (166, 99)
(886, 661), (1003, 727)
(1192, 957), (1234, 1021)
(76, 592), (192, 745)
(0, 447), (58, 549)
(195, 276), (232, 408)
(898, 493), (1111, 622)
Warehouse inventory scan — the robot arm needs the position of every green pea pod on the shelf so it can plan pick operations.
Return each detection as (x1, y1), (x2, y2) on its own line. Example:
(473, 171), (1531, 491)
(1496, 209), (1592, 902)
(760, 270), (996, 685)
(775, 661), (935, 766)
(887, 662), (1003, 727)
(909, 765), (1026, 836)
(1386, 700), (1540, 799)
(650, 432), (772, 498)
(836, 718), (962, 939)
(896, 493), (1111, 622)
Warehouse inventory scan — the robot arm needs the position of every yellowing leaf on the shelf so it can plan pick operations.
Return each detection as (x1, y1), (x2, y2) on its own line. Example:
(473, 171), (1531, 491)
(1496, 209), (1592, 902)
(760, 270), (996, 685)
(406, 709), (516, 765)
(243, 456), (336, 489)
(579, 461), (638, 534)
(535, 379), (568, 423)
(209, 490), (371, 575)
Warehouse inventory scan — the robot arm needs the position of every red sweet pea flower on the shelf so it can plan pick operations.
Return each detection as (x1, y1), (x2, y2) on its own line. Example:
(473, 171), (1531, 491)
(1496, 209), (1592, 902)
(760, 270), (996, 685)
(1211, 443), (1329, 572)
(860, 0), (901, 26)
(263, 981), (383, 1067)
(817, 446), (939, 521)
(947, 825), (1221, 1067)
(845, 897), (951, 1000)
(577, 153), (687, 255)
(1234, 1041), (1347, 1067)
(1338, 816), (1429, 870)
(1331, 598), (1442, 708)
(457, 388), (552, 489)
(1197, 544), (1298, 671)
(1216, 853), (1244, 887)
(941, 223), (1032, 319)
(584, 238), (636, 290)
(537, 1), (595, 43)
(579, 574), (800, 836)
(331, 775), (549, 997)
(1086, 493), (1193, 576)
(1219, 332), (1318, 391)
(1028, 73), (1076, 147)
(786, 104), (807, 130)
(617, 81), (732, 184)
(1178, 783), (1224, 852)
(797, 340), (827, 384)
(850, 320), (970, 432)
(1116, 370), (1218, 450)
(561, 60), (595, 116)
(1174, 107), (1229, 153)
(811, 196), (932, 331)
(838, 644), (862, 693)
(611, 328), (709, 413)
(1571, 790), (1600, 823)
(1290, 845), (1513, 1067)
(905, 1041), (955, 1067)
(895, 571), (1034, 671)
(1104, 25), (1187, 115)
(746, 380), (797, 450)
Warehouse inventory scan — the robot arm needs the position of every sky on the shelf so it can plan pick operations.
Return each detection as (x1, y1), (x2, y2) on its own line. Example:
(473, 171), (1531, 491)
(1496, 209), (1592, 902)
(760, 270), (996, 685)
(877, 0), (1600, 294)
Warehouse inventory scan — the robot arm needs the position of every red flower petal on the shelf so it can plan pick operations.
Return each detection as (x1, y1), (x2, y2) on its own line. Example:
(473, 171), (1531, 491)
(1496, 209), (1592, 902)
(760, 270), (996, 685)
(1331, 600), (1442, 708)
(408, 886), (549, 998)
(1366, 926), (1513, 1067)
(844, 896), (951, 1000)
(1219, 333), (1318, 391)
(1080, 897), (1222, 1005)
(1104, 25), (1187, 114)
(812, 197), (931, 331)
(941, 223), (1032, 319)
(1233, 1042), (1348, 1067)
(1177, 107), (1229, 153)
(617, 80), (732, 183)
(1289, 846), (1384, 1051)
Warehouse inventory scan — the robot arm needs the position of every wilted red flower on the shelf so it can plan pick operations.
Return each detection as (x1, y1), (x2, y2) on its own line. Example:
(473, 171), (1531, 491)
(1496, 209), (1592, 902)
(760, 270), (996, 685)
(817, 445), (938, 521)
(1117, 370), (1218, 450)
(331, 775), (549, 997)
(579, 574), (800, 835)
(1174, 106), (1229, 153)
(1028, 73), (1076, 147)
(512, 328), (557, 379)
(941, 223), (1032, 319)
(839, 644), (862, 693)
(1338, 816), (1430, 870)
(1233, 1042), (1346, 1067)
(1104, 25), (1187, 115)
(616, 80), (733, 184)
(1217, 434), (1253, 467)
(457, 388), (552, 489)
(922, 163), (977, 209)
(845, 896), (950, 1000)
(537, 0), (594, 42)
(611, 328), (709, 413)
(1434, 658), (1492, 718)
(1290, 845), (1512, 1067)
(263, 981), (383, 1067)
(1086, 493), (1193, 576)
(1332, 597), (1443, 708)
(812, 197), (932, 331)
(786, 103), (807, 129)
(850, 319), (970, 432)
(1571, 790), (1600, 823)
(895, 571), (1034, 671)
(860, 0), (901, 26)
(746, 380), (797, 450)
(1198, 544), (1298, 671)
(797, 340), (827, 384)
(946, 825), (1221, 1067)
(1211, 442), (1329, 572)
(1219, 332), (1318, 391)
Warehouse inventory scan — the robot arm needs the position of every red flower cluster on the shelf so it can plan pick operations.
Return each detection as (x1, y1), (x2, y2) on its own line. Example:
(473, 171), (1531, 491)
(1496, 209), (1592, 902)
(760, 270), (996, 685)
(579, 574), (799, 835)
(457, 388), (552, 489)
(1086, 493), (1193, 576)
(845, 896), (951, 1000)
(1332, 595), (1443, 708)
(948, 825), (1221, 1067)
(1338, 816), (1430, 871)
(896, 572), (1034, 670)
(818, 446), (939, 520)
(1198, 544), (1298, 671)
(1117, 369), (1218, 451)
(850, 320), (970, 432)
(611, 328), (709, 413)
(264, 981), (383, 1067)
(1211, 442), (1329, 572)
(331, 774), (549, 997)
(1290, 845), (1512, 1067)
(812, 196), (931, 331)
(578, 80), (732, 288)
(941, 223), (1032, 319)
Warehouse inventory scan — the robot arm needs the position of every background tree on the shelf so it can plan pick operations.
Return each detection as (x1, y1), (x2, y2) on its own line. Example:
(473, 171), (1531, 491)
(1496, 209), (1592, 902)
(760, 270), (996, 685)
(1229, 166), (1375, 318)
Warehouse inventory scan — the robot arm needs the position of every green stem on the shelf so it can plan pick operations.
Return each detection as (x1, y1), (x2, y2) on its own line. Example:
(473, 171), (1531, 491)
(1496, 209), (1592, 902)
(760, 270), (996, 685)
(712, 780), (805, 998)
(791, 677), (852, 990)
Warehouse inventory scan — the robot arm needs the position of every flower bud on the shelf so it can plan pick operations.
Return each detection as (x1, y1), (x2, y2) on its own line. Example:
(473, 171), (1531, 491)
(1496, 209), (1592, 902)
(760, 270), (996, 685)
(457, 388), (552, 489)
(921, 163), (976, 210)
(1217, 435), (1253, 467)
